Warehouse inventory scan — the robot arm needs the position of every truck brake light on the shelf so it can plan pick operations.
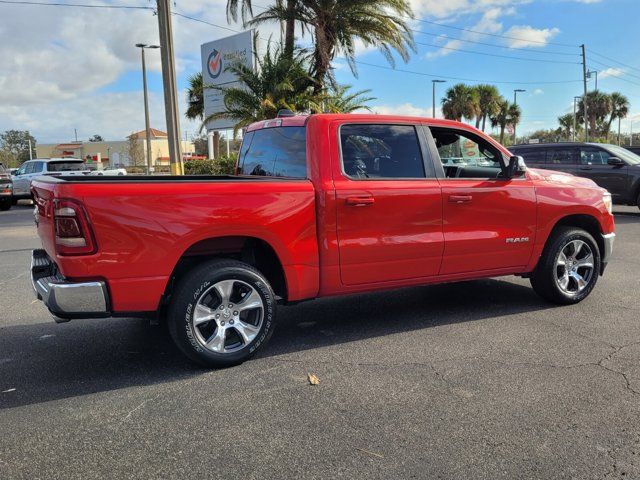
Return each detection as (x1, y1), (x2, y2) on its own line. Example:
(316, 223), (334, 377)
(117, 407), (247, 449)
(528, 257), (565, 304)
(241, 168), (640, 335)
(54, 199), (96, 255)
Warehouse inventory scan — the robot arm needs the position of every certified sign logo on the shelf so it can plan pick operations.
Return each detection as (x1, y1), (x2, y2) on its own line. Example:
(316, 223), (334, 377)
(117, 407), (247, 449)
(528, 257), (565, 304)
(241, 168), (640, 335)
(207, 49), (223, 79)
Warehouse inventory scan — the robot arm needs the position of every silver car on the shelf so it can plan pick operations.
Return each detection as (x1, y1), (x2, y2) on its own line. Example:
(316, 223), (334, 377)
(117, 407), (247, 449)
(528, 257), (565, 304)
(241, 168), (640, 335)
(11, 158), (88, 201)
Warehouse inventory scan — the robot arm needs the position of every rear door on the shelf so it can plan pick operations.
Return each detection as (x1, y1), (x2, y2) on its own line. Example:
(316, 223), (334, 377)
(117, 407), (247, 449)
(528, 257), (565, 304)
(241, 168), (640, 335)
(334, 123), (444, 285)
(429, 126), (536, 275)
(578, 146), (629, 202)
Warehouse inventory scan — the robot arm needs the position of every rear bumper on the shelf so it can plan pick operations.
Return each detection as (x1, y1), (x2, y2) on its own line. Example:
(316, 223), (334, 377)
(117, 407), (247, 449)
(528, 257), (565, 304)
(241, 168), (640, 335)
(601, 232), (615, 274)
(31, 249), (110, 323)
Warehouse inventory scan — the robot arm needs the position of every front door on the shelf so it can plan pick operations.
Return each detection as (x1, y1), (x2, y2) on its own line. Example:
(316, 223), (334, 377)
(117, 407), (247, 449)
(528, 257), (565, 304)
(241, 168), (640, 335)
(334, 123), (444, 286)
(429, 126), (537, 275)
(578, 146), (629, 202)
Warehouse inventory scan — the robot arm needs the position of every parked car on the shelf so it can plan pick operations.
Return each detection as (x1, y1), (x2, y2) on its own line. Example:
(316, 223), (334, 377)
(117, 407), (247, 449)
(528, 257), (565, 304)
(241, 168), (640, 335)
(510, 142), (640, 209)
(624, 146), (640, 156)
(12, 158), (88, 202)
(87, 167), (127, 176)
(31, 114), (615, 367)
(0, 162), (12, 211)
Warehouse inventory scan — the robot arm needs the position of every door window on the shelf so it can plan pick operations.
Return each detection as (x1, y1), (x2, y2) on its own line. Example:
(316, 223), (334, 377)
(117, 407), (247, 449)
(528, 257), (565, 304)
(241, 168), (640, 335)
(15, 164), (28, 176)
(514, 148), (546, 165)
(340, 124), (427, 179)
(547, 148), (578, 165)
(580, 147), (610, 165)
(430, 127), (503, 179)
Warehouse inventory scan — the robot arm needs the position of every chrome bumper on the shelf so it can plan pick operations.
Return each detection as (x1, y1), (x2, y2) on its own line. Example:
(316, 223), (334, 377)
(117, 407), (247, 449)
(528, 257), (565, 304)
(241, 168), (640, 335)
(31, 249), (110, 323)
(601, 233), (615, 274)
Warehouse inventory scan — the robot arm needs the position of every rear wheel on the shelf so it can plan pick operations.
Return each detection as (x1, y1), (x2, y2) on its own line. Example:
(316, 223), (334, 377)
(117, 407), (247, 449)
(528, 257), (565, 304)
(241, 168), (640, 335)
(0, 197), (11, 211)
(167, 259), (277, 367)
(530, 227), (600, 305)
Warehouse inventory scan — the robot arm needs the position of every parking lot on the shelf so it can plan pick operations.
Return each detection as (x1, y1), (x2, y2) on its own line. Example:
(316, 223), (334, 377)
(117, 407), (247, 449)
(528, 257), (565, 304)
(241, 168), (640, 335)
(0, 202), (639, 479)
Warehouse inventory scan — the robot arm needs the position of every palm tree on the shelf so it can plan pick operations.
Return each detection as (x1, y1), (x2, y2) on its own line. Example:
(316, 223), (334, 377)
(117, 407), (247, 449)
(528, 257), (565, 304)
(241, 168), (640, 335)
(442, 84), (479, 122)
(578, 90), (612, 138)
(203, 43), (317, 133)
(557, 113), (575, 140)
(490, 100), (521, 144)
(250, 0), (415, 92)
(312, 84), (375, 113)
(606, 92), (629, 140)
(226, 0), (300, 59)
(473, 84), (502, 131)
(186, 72), (204, 121)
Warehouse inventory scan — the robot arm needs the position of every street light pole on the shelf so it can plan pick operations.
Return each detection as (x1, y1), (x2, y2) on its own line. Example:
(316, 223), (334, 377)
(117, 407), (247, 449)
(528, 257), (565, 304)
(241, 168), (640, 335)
(431, 79), (446, 118)
(156, 0), (183, 175)
(136, 43), (159, 175)
(513, 89), (526, 145)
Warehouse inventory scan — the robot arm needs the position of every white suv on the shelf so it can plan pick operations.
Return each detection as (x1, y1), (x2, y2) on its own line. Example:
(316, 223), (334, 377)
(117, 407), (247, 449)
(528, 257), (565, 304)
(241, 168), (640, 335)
(11, 158), (88, 201)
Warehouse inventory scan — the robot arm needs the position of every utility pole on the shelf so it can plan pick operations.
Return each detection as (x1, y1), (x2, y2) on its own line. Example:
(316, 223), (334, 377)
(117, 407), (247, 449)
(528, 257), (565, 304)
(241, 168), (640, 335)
(513, 89), (525, 145)
(431, 80), (446, 118)
(74, 128), (78, 142)
(136, 44), (159, 175)
(156, 0), (183, 175)
(581, 44), (589, 142)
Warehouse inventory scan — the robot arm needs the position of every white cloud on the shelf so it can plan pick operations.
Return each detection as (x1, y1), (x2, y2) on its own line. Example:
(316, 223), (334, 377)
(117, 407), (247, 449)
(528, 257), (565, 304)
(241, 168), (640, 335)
(599, 67), (625, 79)
(371, 102), (440, 118)
(571, 0), (601, 4)
(533, 88), (544, 95)
(502, 25), (560, 48)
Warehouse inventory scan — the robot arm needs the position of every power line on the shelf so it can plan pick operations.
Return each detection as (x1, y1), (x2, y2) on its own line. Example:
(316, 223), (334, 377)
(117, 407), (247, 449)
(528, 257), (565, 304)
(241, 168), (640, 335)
(415, 39), (580, 64)
(410, 27), (579, 56)
(351, 60), (582, 85)
(0, 0), (152, 9)
(588, 58), (640, 83)
(588, 49), (640, 75)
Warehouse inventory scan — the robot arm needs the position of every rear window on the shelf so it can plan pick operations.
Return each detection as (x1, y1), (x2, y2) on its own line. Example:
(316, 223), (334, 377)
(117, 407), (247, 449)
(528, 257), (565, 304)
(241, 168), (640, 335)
(238, 126), (307, 178)
(47, 161), (87, 172)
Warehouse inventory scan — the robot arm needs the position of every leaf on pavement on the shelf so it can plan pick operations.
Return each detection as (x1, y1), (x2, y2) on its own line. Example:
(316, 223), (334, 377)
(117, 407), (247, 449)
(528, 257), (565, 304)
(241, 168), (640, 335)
(307, 373), (320, 386)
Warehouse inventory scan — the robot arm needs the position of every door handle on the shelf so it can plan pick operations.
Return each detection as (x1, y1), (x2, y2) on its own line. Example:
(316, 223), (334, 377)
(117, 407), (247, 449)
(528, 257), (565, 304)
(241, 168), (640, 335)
(448, 195), (473, 204)
(345, 195), (375, 206)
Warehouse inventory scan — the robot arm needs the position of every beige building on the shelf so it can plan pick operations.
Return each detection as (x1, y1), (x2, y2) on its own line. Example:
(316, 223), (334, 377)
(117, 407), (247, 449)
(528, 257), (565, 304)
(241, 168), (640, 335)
(36, 129), (196, 168)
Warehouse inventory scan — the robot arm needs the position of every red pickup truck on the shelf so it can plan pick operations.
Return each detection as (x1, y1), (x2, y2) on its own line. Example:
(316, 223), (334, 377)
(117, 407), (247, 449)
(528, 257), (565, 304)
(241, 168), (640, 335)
(31, 114), (615, 367)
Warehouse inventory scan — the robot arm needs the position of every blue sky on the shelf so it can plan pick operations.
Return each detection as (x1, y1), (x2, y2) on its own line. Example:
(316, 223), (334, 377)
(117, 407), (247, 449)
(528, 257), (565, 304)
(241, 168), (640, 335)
(0, 0), (639, 143)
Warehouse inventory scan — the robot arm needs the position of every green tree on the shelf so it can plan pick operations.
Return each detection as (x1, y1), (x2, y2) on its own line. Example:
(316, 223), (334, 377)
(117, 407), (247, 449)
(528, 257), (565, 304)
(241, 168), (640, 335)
(577, 90), (612, 138)
(313, 84), (375, 113)
(250, 0), (415, 92)
(606, 92), (629, 140)
(203, 43), (317, 133)
(89, 134), (104, 142)
(490, 100), (521, 145)
(557, 113), (575, 141)
(473, 84), (502, 131)
(0, 130), (36, 166)
(186, 72), (205, 121)
(442, 84), (479, 122)
(127, 134), (145, 166)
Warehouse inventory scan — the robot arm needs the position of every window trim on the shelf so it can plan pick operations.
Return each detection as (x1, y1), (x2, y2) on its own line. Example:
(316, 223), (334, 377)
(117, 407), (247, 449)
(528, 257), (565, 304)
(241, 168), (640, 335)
(337, 122), (436, 181)
(427, 126), (510, 181)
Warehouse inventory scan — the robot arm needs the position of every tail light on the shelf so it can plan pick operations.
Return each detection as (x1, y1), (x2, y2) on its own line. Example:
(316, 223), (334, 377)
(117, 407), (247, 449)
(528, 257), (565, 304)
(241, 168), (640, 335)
(53, 199), (97, 255)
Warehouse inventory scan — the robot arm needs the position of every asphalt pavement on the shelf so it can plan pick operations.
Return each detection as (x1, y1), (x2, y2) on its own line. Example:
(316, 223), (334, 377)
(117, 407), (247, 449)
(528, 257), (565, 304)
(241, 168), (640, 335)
(1, 202), (639, 479)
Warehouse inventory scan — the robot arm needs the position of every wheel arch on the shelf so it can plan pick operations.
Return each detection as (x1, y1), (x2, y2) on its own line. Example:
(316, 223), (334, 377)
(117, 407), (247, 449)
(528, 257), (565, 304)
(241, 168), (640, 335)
(163, 235), (288, 306)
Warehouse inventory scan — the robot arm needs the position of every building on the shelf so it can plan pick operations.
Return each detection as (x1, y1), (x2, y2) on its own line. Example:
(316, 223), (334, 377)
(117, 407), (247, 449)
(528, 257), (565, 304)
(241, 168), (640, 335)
(36, 129), (195, 168)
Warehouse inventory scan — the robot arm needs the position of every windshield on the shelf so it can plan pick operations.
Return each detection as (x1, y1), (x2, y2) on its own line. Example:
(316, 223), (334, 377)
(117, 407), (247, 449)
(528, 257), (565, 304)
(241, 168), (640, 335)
(604, 145), (640, 165)
(48, 161), (87, 172)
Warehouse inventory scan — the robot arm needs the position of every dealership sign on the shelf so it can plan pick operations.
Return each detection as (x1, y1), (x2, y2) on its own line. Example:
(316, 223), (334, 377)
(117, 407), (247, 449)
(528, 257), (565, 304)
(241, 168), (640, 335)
(201, 30), (255, 131)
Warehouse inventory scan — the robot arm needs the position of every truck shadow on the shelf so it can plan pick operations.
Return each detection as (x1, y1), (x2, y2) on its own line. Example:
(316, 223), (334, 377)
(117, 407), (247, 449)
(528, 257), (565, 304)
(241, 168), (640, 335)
(0, 278), (551, 409)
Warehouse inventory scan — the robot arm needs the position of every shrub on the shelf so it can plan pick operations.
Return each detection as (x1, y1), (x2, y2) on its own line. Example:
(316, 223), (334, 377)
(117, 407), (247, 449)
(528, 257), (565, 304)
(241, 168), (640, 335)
(184, 153), (237, 175)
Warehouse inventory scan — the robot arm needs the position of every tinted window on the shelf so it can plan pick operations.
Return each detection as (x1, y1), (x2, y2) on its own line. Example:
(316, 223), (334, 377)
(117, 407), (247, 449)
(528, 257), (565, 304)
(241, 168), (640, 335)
(340, 124), (426, 179)
(547, 148), (577, 165)
(514, 148), (546, 164)
(580, 147), (610, 165)
(24, 162), (37, 174)
(238, 127), (307, 178)
(47, 161), (86, 172)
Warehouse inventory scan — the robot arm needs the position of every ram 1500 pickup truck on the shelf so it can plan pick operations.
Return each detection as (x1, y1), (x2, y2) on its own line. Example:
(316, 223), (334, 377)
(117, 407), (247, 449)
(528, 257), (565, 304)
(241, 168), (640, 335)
(31, 114), (615, 367)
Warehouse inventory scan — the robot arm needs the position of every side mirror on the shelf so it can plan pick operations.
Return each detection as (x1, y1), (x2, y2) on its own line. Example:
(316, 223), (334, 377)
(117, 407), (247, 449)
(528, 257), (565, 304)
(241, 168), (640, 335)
(607, 157), (625, 167)
(506, 155), (527, 178)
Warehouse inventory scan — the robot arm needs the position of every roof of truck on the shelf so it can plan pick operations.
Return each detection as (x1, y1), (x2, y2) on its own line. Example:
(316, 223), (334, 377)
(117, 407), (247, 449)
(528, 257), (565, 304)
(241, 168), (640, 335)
(245, 113), (479, 133)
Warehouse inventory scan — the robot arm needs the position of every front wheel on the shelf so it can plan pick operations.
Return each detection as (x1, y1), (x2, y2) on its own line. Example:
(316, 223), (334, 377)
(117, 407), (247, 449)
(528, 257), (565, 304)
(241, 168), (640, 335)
(167, 259), (277, 368)
(530, 227), (601, 305)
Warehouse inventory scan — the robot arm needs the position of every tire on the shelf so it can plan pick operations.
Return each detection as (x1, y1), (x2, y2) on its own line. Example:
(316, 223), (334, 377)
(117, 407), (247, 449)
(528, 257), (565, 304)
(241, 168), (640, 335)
(0, 198), (10, 211)
(530, 227), (601, 305)
(637, 191), (640, 210)
(11, 197), (18, 206)
(167, 259), (277, 368)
